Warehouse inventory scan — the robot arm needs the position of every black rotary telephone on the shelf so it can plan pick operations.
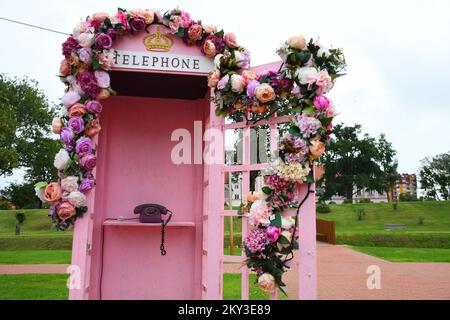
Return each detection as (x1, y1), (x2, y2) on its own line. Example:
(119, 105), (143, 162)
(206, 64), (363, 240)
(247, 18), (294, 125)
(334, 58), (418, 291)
(134, 204), (173, 256)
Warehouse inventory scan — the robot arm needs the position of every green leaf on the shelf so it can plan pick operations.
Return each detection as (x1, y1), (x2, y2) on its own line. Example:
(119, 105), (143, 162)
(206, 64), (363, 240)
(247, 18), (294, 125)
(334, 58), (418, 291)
(92, 59), (102, 71)
(262, 186), (272, 195)
(302, 106), (315, 115)
(215, 29), (224, 38)
(278, 235), (291, 244)
(288, 125), (301, 137)
(175, 28), (185, 38)
(34, 182), (48, 189)
(270, 212), (282, 227)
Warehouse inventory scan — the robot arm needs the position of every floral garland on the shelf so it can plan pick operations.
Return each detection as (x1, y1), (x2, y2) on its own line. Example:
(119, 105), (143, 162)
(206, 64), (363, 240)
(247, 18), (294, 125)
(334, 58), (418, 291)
(35, 7), (346, 295)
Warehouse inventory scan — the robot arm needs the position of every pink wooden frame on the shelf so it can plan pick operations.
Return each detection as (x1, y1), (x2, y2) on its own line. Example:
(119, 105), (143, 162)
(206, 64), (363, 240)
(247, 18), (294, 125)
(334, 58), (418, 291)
(68, 28), (317, 300)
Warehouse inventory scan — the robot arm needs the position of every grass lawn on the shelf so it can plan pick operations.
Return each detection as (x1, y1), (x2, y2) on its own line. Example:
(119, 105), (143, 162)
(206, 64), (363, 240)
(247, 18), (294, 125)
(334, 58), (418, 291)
(352, 246), (450, 262)
(0, 250), (71, 264)
(223, 273), (286, 300)
(0, 274), (68, 300)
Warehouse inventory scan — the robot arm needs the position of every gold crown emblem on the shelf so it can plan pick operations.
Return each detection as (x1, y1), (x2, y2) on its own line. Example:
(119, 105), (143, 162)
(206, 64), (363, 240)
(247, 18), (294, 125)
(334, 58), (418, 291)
(143, 27), (174, 52)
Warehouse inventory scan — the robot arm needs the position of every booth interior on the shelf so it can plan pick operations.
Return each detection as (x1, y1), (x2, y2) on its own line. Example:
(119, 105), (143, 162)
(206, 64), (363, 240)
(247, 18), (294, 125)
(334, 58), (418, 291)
(88, 70), (210, 299)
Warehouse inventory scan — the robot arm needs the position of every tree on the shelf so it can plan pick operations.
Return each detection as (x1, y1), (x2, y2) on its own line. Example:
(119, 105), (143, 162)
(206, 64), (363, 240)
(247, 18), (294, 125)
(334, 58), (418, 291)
(0, 74), (56, 177)
(22, 137), (60, 183)
(320, 123), (398, 202)
(0, 182), (41, 209)
(419, 152), (450, 200)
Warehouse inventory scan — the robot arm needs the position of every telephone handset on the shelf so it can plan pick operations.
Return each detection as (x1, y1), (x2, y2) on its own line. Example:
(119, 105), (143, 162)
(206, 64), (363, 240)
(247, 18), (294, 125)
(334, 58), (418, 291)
(134, 204), (173, 255)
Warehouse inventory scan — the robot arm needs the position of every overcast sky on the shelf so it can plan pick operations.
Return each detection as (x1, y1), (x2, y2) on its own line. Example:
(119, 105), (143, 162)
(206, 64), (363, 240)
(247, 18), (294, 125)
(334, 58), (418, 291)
(1, 0), (450, 188)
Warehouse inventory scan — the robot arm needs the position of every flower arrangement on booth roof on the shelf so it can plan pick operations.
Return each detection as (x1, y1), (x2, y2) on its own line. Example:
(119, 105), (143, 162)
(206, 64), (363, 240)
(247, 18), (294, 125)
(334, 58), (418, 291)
(34, 7), (346, 294)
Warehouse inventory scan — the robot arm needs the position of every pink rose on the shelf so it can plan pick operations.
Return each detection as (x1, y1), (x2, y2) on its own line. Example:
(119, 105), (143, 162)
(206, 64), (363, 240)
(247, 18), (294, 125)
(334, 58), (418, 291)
(202, 40), (217, 58)
(98, 50), (115, 71)
(207, 70), (221, 88)
(325, 104), (336, 118)
(266, 226), (281, 243)
(202, 25), (217, 34)
(59, 59), (71, 77)
(116, 10), (130, 30)
(44, 182), (62, 203)
(314, 70), (334, 95)
(249, 202), (272, 227)
(313, 95), (330, 111)
(180, 11), (192, 28)
(95, 70), (110, 88)
(68, 103), (86, 118)
(80, 154), (97, 170)
(241, 70), (257, 84)
(57, 200), (76, 221)
(169, 16), (183, 33)
(141, 9), (155, 24)
(52, 117), (63, 134)
(92, 12), (109, 23)
(188, 24), (203, 41)
(217, 75), (229, 90)
(230, 74), (246, 93)
(224, 32), (237, 48)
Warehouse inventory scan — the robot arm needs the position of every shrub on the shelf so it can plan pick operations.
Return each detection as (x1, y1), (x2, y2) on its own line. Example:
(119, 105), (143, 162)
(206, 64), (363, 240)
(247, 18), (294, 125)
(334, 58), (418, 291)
(343, 199), (353, 204)
(316, 203), (331, 214)
(358, 198), (372, 203)
(0, 199), (13, 210)
(329, 201), (336, 205)
(15, 212), (26, 224)
(393, 202), (398, 210)
(337, 233), (450, 249)
(399, 193), (418, 202)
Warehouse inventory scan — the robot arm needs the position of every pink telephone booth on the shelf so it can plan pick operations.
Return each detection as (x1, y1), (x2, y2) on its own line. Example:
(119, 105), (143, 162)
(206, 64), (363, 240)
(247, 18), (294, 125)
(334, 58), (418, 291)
(69, 25), (317, 300)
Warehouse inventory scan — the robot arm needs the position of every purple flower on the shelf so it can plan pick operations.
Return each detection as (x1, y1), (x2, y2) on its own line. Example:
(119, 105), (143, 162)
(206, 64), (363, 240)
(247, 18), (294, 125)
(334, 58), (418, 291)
(68, 116), (84, 134)
(244, 228), (268, 254)
(78, 48), (92, 64)
(65, 144), (74, 152)
(201, 34), (225, 55)
(62, 36), (80, 56)
(85, 100), (103, 114)
(80, 154), (97, 170)
(217, 75), (229, 90)
(79, 178), (95, 193)
(264, 174), (290, 190)
(247, 80), (260, 97)
(75, 137), (93, 155)
(60, 127), (74, 145)
(76, 71), (100, 98)
(130, 17), (146, 32)
(95, 33), (112, 49)
(235, 51), (250, 69)
(106, 28), (118, 40)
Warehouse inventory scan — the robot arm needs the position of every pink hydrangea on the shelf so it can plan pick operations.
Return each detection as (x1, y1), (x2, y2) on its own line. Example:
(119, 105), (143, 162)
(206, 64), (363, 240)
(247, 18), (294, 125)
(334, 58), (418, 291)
(244, 228), (268, 254)
(294, 115), (322, 138)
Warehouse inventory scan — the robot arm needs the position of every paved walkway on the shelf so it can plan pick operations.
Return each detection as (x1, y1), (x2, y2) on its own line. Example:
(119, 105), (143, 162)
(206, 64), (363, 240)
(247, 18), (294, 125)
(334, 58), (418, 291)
(1, 244), (450, 299)
(225, 243), (450, 300)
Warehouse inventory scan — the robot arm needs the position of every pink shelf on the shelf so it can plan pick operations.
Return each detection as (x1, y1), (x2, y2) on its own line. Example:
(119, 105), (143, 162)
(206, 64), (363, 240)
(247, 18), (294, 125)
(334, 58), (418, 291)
(103, 220), (195, 227)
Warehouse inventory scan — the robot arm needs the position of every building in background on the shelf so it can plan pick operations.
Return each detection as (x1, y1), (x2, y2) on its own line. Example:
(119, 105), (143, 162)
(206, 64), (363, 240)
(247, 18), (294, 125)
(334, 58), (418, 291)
(390, 173), (418, 201)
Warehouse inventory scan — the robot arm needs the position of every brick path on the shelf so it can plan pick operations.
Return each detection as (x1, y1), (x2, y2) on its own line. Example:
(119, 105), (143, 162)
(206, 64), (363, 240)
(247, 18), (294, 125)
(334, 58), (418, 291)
(1, 244), (450, 299)
(225, 243), (450, 300)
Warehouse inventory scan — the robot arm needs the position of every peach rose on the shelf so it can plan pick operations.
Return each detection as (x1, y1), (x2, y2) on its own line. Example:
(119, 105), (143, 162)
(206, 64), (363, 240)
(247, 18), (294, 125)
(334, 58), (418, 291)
(96, 89), (110, 101)
(258, 273), (276, 293)
(309, 139), (326, 159)
(241, 70), (257, 84)
(141, 9), (155, 24)
(246, 191), (261, 203)
(207, 70), (221, 88)
(202, 24), (217, 34)
(188, 24), (203, 41)
(234, 102), (246, 110)
(251, 105), (268, 114)
(92, 12), (109, 23)
(44, 182), (62, 203)
(52, 117), (63, 134)
(287, 35), (306, 50)
(60, 59), (71, 77)
(68, 52), (81, 67)
(68, 103), (86, 117)
(84, 118), (101, 138)
(224, 32), (237, 48)
(57, 201), (76, 221)
(255, 84), (276, 103)
(203, 40), (217, 58)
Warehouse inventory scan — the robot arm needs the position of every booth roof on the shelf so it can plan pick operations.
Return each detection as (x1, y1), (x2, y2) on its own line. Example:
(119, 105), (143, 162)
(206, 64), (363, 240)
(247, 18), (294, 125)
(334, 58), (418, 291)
(110, 71), (209, 100)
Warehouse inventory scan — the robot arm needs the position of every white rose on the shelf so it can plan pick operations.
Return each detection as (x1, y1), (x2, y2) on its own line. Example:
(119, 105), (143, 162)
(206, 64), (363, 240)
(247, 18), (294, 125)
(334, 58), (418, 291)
(76, 32), (95, 48)
(295, 67), (318, 85)
(61, 90), (80, 107)
(230, 74), (246, 93)
(65, 191), (87, 208)
(54, 149), (70, 170)
(281, 216), (295, 230)
(73, 22), (86, 38)
(317, 48), (330, 58)
(214, 54), (223, 69)
(61, 176), (79, 193)
(35, 186), (46, 203)
(258, 273), (276, 293)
